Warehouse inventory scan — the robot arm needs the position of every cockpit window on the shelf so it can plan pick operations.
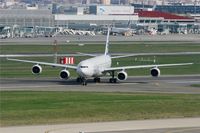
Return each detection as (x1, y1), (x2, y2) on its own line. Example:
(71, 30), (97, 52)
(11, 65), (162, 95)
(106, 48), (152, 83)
(80, 66), (88, 68)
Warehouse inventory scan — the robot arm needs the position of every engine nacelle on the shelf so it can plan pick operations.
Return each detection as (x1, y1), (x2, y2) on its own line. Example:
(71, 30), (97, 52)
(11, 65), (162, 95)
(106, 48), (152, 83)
(32, 64), (42, 74)
(60, 69), (70, 80)
(117, 71), (128, 81)
(150, 67), (160, 77)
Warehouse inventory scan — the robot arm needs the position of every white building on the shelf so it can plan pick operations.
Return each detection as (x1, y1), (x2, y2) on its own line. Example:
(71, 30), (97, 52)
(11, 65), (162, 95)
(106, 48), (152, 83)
(55, 5), (138, 28)
(54, 14), (138, 27)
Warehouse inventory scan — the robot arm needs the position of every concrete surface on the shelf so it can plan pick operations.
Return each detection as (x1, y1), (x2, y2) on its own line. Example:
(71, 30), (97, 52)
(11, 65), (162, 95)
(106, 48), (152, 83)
(1, 118), (200, 133)
(1, 75), (200, 94)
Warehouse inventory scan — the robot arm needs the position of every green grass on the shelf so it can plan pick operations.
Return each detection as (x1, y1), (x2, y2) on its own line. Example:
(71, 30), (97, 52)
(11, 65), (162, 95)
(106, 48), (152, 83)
(1, 43), (200, 54)
(191, 84), (200, 87)
(1, 91), (200, 126)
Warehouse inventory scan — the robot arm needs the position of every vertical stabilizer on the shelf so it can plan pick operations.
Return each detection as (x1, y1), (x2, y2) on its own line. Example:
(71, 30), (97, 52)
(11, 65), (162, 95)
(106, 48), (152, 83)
(105, 27), (110, 55)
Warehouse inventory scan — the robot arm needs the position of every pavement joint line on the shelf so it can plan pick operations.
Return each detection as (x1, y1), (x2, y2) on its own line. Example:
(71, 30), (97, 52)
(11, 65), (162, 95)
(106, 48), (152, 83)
(169, 81), (200, 84)
(164, 127), (200, 133)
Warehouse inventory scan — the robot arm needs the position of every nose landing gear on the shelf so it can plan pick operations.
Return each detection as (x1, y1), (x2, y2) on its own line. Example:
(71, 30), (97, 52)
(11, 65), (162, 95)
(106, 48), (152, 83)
(82, 78), (87, 86)
(76, 77), (87, 86)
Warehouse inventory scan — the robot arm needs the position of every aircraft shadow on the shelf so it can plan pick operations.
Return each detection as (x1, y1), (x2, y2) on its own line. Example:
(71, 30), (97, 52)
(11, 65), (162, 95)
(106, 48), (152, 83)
(4, 78), (150, 86)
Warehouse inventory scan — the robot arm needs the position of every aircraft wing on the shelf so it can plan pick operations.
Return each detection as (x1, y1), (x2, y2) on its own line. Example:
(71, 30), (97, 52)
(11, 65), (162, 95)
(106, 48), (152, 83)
(7, 58), (77, 69)
(111, 52), (200, 59)
(104, 63), (193, 72)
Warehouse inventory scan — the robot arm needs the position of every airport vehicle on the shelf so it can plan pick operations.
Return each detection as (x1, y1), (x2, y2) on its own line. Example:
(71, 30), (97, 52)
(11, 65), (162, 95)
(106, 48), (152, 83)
(7, 28), (193, 85)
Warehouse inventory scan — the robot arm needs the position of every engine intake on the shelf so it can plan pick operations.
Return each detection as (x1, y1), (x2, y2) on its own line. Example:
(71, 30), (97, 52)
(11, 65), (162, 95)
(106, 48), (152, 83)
(60, 69), (70, 79)
(32, 64), (42, 74)
(117, 71), (128, 81)
(150, 67), (160, 77)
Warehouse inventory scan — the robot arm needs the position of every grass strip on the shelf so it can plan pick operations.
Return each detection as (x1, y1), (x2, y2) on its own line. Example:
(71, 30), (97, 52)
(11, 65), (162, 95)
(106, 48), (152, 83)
(1, 43), (200, 54)
(1, 91), (200, 126)
(191, 84), (200, 88)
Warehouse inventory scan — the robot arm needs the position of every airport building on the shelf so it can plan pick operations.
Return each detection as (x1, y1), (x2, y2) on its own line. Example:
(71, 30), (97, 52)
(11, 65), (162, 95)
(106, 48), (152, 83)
(0, 4), (199, 38)
(51, 5), (138, 29)
(54, 14), (138, 28)
(137, 10), (197, 34)
(155, 5), (200, 14)
(0, 9), (54, 27)
(132, 3), (200, 14)
(0, 5), (138, 37)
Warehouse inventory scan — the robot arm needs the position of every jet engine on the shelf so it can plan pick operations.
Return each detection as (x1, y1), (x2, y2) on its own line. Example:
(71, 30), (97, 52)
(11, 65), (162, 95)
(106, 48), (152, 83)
(60, 69), (70, 79)
(32, 64), (42, 74)
(150, 67), (160, 77)
(117, 71), (128, 81)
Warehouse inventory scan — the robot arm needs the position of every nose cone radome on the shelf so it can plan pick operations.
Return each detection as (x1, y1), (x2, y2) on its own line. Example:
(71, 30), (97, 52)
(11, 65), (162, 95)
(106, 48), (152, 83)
(77, 63), (93, 77)
(83, 69), (92, 77)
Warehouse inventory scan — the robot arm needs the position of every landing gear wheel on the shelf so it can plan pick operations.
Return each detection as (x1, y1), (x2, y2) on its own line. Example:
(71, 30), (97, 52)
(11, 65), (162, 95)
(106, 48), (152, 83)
(109, 78), (117, 83)
(82, 81), (87, 86)
(76, 77), (82, 83)
(82, 78), (87, 86)
(94, 77), (101, 83)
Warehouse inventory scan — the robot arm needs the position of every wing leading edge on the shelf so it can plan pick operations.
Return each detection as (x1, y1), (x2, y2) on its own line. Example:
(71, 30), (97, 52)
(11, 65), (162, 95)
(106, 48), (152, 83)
(104, 63), (193, 72)
(7, 58), (77, 69)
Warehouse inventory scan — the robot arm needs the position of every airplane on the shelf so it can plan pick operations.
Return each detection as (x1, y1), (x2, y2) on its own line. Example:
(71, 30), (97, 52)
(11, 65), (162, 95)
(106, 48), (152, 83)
(7, 28), (193, 86)
(110, 20), (133, 36)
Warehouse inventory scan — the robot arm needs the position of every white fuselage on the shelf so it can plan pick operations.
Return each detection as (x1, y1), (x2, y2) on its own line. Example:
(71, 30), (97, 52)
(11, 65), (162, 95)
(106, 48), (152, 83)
(76, 55), (111, 78)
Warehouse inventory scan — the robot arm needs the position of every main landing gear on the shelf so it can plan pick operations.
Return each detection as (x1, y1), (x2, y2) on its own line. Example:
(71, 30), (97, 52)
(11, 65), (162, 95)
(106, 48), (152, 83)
(94, 77), (101, 83)
(109, 78), (117, 83)
(76, 71), (117, 85)
(109, 71), (117, 83)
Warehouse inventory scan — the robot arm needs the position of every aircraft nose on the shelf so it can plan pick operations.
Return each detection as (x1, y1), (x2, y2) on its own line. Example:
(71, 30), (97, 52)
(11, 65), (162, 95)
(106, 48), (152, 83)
(77, 67), (92, 77)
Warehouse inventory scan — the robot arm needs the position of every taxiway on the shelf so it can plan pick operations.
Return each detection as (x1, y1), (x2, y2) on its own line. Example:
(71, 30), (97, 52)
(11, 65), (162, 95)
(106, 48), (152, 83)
(1, 34), (200, 44)
(1, 75), (200, 94)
